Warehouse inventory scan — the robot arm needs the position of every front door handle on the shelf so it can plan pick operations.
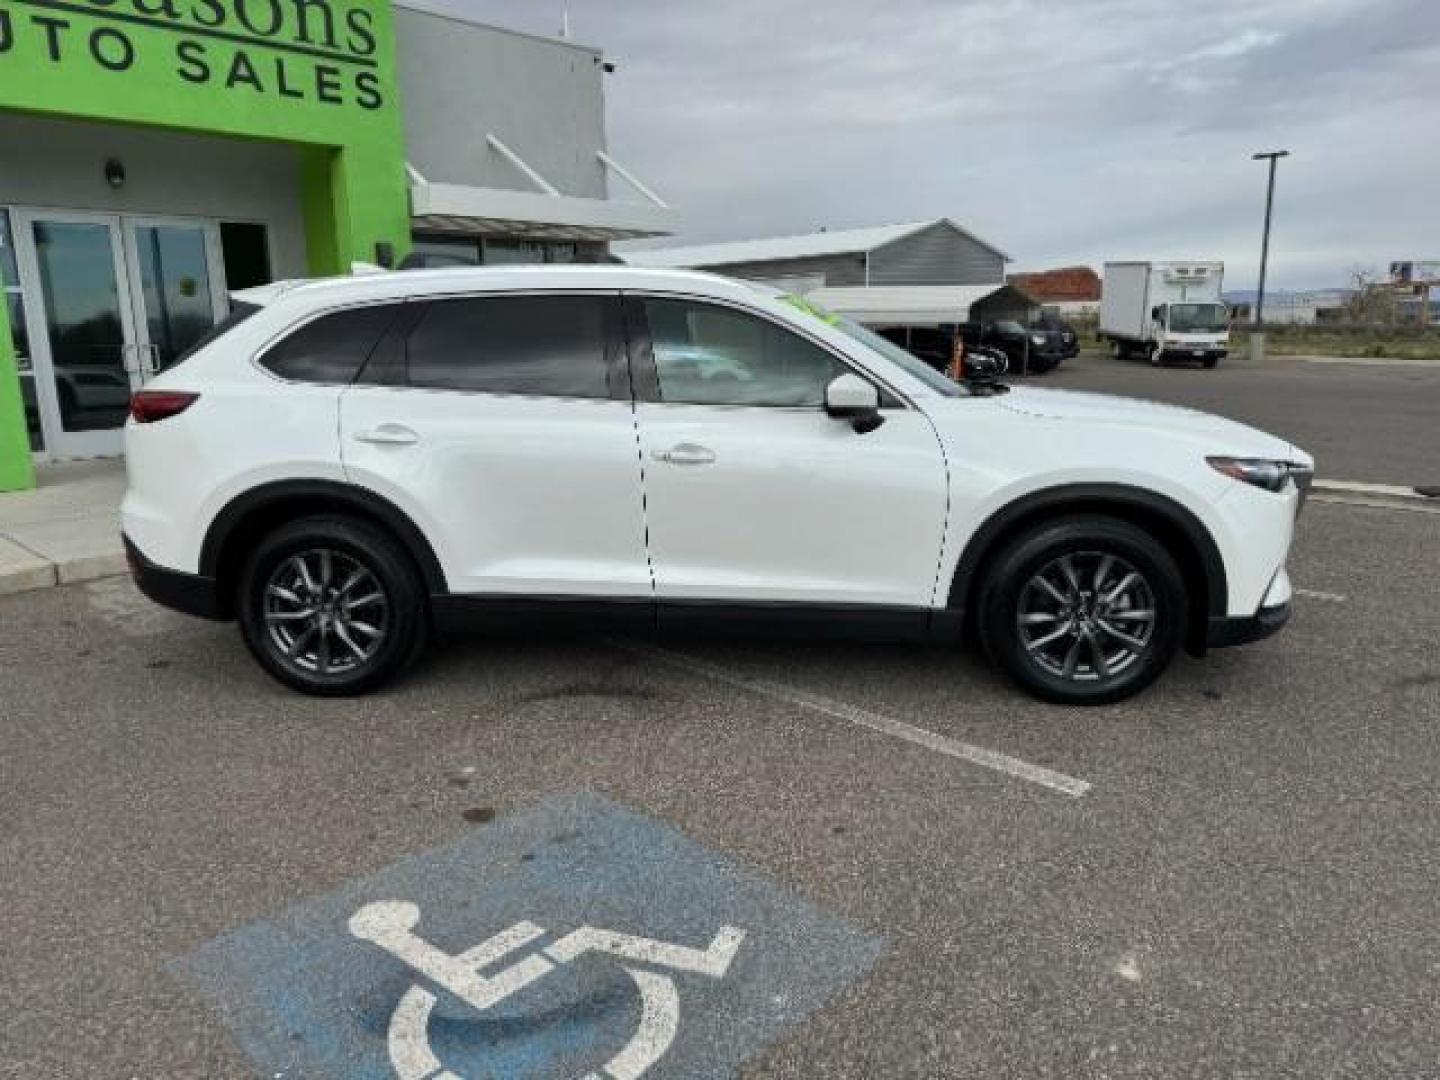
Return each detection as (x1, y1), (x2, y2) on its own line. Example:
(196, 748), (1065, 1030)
(354, 424), (420, 446)
(652, 443), (716, 466)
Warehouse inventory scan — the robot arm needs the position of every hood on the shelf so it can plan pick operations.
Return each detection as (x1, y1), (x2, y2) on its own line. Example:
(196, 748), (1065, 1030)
(994, 387), (1306, 461)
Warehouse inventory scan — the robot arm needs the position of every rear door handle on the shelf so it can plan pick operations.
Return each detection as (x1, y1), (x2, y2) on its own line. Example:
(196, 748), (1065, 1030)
(354, 424), (420, 446)
(652, 443), (716, 466)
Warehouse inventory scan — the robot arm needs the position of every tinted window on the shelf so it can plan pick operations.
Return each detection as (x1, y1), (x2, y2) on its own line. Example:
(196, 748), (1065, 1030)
(261, 304), (401, 384)
(406, 295), (610, 398)
(645, 299), (845, 407)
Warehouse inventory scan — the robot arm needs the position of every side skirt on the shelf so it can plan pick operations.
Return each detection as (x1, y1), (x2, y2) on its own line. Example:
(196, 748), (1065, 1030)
(431, 595), (948, 644)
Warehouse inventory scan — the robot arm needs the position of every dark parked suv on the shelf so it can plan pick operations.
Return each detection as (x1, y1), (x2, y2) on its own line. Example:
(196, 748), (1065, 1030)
(878, 322), (1070, 376)
(1034, 313), (1081, 359)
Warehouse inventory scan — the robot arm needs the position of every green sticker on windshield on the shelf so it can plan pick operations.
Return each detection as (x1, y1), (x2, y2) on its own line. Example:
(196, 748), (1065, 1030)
(780, 294), (842, 326)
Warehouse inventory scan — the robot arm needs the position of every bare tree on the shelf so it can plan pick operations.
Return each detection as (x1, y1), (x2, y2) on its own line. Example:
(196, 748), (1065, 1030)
(1343, 264), (1398, 325)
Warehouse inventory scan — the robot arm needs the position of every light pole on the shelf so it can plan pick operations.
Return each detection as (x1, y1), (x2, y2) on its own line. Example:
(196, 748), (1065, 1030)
(1250, 150), (1289, 358)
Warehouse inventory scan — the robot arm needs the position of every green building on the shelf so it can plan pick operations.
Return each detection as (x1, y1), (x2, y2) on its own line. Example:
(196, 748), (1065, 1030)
(0, 0), (670, 488)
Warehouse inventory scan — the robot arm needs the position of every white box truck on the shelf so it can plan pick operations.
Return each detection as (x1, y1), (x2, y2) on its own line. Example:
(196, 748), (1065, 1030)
(1100, 261), (1230, 367)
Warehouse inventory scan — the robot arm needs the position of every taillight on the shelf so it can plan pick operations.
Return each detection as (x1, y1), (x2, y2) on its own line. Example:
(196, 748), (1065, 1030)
(130, 390), (200, 424)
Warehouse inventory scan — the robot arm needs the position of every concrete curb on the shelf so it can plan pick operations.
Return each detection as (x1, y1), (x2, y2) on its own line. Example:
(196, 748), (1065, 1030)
(0, 544), (128, 597)
(1301, 356), (1440, 368)
(1311, 480), (1440, 513)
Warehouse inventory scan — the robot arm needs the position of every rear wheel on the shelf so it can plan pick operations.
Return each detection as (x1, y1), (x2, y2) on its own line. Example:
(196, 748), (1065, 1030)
(237, 516), (427, 696)
(1203, 356), (1220, 369)
(978, 516), (1186, 705)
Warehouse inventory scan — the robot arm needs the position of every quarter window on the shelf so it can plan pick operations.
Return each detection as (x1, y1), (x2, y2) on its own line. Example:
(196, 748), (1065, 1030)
(644, 299), (846, 407)
(405, 295), (610, 398)
(261, 304), (402, 384)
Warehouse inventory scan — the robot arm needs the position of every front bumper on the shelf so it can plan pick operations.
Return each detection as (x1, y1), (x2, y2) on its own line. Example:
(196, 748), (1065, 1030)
(123, 534), (225, 620)
(1207, 599), (1291, 647)
(1206, 566), (1292, 648)
(1161, 347), (1227, 363)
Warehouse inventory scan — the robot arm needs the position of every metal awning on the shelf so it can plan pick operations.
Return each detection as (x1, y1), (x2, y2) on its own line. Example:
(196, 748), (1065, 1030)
(805, 284), (1035, 325)
(408, 144), (674, 242)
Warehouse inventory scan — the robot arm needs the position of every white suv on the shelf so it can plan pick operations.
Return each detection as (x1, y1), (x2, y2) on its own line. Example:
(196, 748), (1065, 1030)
(122, 266), (1312, 704)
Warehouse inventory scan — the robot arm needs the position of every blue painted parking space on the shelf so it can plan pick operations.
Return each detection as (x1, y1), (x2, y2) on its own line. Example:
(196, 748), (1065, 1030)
(171, 792), (882, 1079)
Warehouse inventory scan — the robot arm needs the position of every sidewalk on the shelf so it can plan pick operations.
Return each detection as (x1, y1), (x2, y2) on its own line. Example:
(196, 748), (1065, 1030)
(0, 458), (126, 596)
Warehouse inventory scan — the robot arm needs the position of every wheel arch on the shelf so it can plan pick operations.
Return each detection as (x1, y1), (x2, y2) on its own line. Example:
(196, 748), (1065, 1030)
(200, 480), (448, 619)
(947, 483), (1227, 655)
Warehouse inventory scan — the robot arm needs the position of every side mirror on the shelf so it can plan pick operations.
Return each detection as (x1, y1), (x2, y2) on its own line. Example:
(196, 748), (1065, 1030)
(824, 373), (885, 434)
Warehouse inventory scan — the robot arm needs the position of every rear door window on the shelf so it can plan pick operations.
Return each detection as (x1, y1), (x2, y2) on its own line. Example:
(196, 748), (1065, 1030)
(405, 295), (612, 399)
(261, 304), (403, 384)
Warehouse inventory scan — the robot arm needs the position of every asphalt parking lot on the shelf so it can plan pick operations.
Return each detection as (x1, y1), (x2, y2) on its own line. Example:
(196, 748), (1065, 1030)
(1016, 349), (1440, 490)
(2, 496), (1438, 1078)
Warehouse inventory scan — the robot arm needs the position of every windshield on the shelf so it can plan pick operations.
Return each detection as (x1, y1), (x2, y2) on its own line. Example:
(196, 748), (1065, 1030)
(1167, 303), (1228, 333)
(778, 295), (962, 398)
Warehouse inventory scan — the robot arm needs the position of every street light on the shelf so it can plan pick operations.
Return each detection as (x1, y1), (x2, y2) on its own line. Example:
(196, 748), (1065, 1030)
(1251, 150), (1290, 330)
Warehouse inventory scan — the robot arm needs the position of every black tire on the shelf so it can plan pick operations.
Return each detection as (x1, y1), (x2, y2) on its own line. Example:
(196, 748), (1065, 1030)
(977, 516), (1186, 705)
(237, 515), (428, 696)
(1202, 356), (1220, 369)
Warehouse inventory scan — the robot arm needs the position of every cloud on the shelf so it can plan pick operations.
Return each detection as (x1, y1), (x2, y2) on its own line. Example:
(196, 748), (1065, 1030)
(408, 0), (1440, 288)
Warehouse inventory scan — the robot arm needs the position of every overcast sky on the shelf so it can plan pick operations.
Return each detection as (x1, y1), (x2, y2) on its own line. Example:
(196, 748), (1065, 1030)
(413, 0), (1439, 289)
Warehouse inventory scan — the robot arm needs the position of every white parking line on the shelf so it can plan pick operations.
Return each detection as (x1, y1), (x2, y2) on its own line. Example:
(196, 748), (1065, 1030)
(615, 641), (1091, 798)
(1295, 588), (1348, 603)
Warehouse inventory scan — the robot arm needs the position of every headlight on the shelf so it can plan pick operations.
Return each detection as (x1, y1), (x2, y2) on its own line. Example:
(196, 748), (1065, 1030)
(1030, 334), (1046, 346)
(1207, 456), (1304, 493)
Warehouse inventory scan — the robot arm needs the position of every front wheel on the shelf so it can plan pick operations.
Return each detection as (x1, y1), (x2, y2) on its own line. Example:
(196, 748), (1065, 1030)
(237, 516), (428, 696)
(977, 516), (1186, 704)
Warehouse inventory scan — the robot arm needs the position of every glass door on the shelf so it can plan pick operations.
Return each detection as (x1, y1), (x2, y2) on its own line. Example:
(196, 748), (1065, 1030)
(12, 210), (230, 460)
(123, 217), (228, 374)
(12, 209), (142, 460)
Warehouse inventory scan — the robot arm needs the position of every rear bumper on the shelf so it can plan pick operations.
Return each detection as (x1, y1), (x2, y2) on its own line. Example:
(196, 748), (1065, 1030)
(1207, 599), (1291, 648)
(123, 534), (225, 620)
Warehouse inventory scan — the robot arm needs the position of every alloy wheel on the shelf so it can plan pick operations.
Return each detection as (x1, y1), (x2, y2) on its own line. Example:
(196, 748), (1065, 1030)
(1016, 550), (1156, 684)
(263, 548), (391, 676)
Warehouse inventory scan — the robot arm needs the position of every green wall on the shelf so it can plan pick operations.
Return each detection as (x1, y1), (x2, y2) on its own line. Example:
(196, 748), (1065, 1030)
(0, 298), (30, 491)
(0, 0), (411, 489)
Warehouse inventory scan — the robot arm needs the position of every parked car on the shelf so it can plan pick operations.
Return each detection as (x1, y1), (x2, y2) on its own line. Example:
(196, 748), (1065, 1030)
(1033, 313), (1081, 359)
(876, 323), (1052, 376)
(874, 326), (956, 373)
(958, 320), (1069, 374)
(123, 266), (1312, 705)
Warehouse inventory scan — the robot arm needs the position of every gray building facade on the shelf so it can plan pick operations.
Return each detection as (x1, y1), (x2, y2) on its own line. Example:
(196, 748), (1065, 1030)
(629, 219), (1008, 289)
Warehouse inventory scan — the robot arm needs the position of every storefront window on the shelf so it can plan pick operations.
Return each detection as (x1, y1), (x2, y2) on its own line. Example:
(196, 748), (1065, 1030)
(220, 222), (272, 294)
(0, 209), (43, 452)
(483, 238), (580, 265)
(408, 237), (481, 268)
(408, 235), (600, 269)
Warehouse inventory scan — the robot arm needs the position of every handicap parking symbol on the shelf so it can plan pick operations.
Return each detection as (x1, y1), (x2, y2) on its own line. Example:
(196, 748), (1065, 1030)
(172, 793), (882, 1079)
